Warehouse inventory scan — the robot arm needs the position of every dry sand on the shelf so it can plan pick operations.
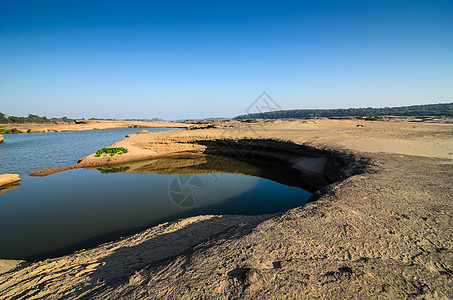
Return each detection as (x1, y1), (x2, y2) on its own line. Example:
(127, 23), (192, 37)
(0, 174), (20, 195)
(0, 174), (19, 187)
(0, 120), (188, 134)
(1, 119), (452, 299)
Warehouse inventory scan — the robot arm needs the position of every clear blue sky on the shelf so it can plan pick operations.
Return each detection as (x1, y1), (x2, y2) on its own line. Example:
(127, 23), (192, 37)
(1, 0), (452, 120)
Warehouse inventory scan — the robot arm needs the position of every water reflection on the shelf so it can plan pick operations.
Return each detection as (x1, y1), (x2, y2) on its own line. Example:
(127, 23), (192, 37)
(0, 155), (315, 261)
(93, 155), (323, 192)
(0, 183), (20, 195)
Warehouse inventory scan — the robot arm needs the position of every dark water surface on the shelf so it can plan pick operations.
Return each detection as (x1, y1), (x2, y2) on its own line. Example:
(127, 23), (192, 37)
(0, 156), (313, 261)
(0, 127), (177, 175)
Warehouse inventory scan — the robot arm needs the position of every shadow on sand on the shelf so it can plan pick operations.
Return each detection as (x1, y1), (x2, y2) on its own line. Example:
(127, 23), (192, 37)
(81, 214), (271, 296)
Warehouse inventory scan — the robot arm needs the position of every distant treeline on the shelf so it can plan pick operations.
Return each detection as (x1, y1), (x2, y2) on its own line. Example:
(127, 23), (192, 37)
(0, 113), (75, 124)
(0, 114), (165, 124)
(234, 102), (453, 119)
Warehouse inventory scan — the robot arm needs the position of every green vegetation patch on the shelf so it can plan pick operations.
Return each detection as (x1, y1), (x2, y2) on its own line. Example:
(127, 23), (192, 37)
(0, 128), (23, 134)
(0, 112), (74, 124)
(234, 102), (453, 119)
(95, 147), (129, 157)
(364, 115), (379, 121)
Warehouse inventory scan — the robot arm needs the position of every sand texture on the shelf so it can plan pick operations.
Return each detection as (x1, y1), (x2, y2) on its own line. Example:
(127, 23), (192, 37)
(1, 119), (452, 299)
(0, 174), (21, 195)
(0, 174), (20, 188)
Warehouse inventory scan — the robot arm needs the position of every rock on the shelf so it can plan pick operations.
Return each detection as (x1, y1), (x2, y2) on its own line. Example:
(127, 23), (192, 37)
(0, 134), (3, 143)
(0, 174), (20, 187)
(137, 130), (149, 134)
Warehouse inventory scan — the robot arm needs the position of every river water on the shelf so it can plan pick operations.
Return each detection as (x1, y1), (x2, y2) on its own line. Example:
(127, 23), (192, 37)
(0, 127), (177, 174)
(0, 129), (314, 261)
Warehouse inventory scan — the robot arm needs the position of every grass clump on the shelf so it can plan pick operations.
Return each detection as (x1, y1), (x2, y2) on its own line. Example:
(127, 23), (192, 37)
(95, 147), (129, 157)
(364, 115), (379, 121)
(0, 128), (23, 134)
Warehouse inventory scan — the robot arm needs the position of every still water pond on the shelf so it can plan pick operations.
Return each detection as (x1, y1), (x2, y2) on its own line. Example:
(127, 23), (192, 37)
(0, 156), (313, 261)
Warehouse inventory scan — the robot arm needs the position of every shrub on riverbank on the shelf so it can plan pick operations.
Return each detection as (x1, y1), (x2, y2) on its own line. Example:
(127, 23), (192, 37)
(364, 115), (379, 121)
(95, 147), (129, 157)
(0, 128), (22, 134)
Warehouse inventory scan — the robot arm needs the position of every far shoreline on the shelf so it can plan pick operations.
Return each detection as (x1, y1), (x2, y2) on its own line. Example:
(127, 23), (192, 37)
(0, 119), (188, 135)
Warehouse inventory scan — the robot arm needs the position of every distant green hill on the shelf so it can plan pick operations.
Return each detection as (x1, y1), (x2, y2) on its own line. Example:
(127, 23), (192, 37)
(0, 113), (74, 124)
(234, 102), (453, 119)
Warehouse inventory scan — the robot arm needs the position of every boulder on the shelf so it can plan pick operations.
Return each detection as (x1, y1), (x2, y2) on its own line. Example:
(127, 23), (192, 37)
(0, 174), (20, 187)
(0, 134), (3, 143)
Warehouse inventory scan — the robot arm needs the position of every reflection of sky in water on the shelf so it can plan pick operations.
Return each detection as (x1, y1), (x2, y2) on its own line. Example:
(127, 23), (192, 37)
(0, 127), (178, 175)
(197, 173), (259, 207)
(0, 168), (310, 260)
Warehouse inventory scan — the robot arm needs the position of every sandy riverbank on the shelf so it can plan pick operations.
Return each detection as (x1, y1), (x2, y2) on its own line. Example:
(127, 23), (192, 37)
(0, 120), (188, 134)
(0, 174), (20, 195)
(1, 119), (452, 299)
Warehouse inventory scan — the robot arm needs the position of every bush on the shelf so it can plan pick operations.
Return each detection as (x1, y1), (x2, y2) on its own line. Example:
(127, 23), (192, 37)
(364, 115), (379, 121)
(95, 147), (129, 157)
(0, 128), (23, 134)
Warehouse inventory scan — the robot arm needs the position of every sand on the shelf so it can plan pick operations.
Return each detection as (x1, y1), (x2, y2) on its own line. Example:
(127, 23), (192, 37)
(0, 120), (188, 134)
(0, 174), (20, 188)
(1, 119), (452, 299)
(0, 174), (20, 195)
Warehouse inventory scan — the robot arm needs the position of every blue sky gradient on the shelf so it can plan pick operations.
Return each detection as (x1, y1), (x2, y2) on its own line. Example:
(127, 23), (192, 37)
(1, 0), (452, 119)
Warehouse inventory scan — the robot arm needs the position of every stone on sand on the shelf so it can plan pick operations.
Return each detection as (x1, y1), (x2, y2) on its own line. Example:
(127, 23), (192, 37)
(0, 174), (20, 187)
